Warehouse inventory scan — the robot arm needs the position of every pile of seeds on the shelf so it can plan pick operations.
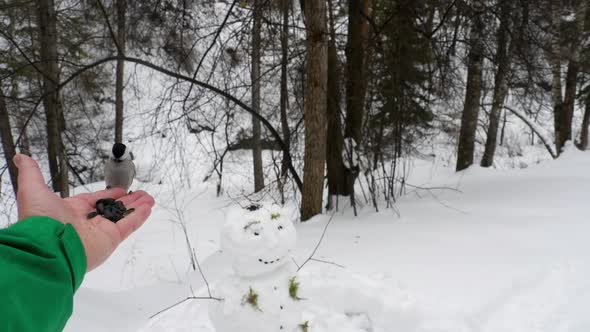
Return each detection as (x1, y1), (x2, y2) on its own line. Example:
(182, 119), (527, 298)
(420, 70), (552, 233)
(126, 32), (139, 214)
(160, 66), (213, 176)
(87, 198), (134, 223)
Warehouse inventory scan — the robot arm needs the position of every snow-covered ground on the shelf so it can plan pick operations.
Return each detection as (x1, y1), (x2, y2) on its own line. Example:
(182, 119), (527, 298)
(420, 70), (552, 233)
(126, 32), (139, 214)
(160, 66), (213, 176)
(61, 144), (590, 332)
(2, 2), (587, 330)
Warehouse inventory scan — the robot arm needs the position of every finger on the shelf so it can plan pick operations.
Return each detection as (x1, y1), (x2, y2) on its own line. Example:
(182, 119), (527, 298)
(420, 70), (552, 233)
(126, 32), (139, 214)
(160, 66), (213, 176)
(124, 194), (155, 211)
(76, 188), (127, 206)
(116, 204), (152, 240)
(117, 190), (155, 207)
(13, 154), (48, 193)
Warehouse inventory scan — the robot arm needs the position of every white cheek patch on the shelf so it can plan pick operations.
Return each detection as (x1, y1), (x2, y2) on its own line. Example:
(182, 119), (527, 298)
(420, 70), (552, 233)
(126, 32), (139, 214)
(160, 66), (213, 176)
(122, 149), (131, 160)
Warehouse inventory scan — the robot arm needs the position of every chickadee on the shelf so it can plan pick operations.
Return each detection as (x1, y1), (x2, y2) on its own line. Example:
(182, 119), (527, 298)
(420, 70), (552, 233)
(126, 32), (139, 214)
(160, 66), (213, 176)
(105, 143), (135, 192)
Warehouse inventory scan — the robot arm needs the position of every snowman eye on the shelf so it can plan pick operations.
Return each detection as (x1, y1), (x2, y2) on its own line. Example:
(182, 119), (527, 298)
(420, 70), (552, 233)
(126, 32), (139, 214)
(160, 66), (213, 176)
(254, 232), (260, 236)
(278, 225), (283, 230)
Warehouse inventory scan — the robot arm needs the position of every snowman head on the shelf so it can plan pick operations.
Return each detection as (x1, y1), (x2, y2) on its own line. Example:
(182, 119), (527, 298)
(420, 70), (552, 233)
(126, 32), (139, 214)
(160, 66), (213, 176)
(221, 204), (296, 277)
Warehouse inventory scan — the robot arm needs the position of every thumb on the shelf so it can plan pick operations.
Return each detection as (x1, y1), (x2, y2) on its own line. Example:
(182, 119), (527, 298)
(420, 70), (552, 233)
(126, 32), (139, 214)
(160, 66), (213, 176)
(13, 154), (49, 193)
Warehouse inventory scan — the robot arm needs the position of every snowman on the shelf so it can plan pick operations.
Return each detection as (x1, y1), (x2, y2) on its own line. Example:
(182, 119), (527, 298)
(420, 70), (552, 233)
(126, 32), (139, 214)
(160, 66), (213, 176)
(208, 204), (306, 332)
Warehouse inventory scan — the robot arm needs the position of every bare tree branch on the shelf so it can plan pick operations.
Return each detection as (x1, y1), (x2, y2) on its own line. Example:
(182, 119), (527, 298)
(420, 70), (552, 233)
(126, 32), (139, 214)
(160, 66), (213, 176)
(0, 52), (304, 192)
(482, 103), (558, 159)
(183, 0), (239, 104)
(94, 0), (122, 54)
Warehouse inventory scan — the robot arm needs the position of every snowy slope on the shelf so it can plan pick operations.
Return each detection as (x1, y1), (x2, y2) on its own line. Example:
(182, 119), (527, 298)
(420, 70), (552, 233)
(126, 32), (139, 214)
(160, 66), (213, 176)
(63, 146), (590, 332)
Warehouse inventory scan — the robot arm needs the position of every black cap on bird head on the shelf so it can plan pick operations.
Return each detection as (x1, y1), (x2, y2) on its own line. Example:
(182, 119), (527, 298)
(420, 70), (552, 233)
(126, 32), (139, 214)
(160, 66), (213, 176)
(112, 143), (127, 159)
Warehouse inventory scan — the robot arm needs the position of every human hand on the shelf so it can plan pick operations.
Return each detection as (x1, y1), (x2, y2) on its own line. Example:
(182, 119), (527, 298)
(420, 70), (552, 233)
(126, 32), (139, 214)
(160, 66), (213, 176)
(13, 154), (155, 271)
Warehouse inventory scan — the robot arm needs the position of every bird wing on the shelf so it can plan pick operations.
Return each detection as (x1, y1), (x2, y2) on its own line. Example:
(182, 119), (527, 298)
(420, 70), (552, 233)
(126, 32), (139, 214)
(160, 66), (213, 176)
(131, 161), (136, 187)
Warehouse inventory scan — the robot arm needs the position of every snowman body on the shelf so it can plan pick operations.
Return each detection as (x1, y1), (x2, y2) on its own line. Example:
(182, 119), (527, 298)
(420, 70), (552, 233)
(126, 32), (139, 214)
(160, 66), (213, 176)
(209, 205), (303, 332)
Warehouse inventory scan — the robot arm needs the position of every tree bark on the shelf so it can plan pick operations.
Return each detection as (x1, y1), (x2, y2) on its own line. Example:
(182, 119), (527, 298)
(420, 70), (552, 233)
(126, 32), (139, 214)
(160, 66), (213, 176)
(36, 0), (69, 196)
(500, 109), (507, 146)
(251, 0), (265, 192)
(115, 0), (126, 144)
(344, 0), (370, 146)
(481, 0), (513, 167)
(279, 0), (291, 203)
(561, 0), (587, 148)
(2, 6), (21, 191)
(562, 62), (579, 146)
(0, 89), (18, 195)
(341, 0), (370, 211)
(550, 0), (564, 155)
(301, 0), (328, 221)
(456, 0), (484, 171)
(326, 0), (348, 205)
(17, 112), (31, 156)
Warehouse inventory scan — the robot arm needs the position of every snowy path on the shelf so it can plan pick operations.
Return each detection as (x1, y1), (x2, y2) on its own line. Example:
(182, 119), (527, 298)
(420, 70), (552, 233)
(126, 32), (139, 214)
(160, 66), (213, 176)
(65, 149), (590, 332)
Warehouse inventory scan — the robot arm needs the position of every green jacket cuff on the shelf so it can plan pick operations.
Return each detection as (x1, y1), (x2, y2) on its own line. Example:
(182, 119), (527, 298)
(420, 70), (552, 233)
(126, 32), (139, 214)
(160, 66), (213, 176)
(9, 216), (87, 291)
(59, 221), (88, 291)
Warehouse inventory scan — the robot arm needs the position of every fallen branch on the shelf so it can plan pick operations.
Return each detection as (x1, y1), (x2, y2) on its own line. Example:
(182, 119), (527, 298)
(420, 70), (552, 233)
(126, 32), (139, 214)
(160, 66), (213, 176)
(149, 296), (222, 319)
(482, 103), (558, 159)
(297, 211), (337, 272)
(503, 105), (557, 158)
(309, 258), (345, 269)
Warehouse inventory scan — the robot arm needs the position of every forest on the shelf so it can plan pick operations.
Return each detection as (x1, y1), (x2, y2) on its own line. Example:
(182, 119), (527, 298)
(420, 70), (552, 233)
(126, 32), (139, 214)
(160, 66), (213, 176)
(1, 0), (587, 221)
(1, 1), (590, 331)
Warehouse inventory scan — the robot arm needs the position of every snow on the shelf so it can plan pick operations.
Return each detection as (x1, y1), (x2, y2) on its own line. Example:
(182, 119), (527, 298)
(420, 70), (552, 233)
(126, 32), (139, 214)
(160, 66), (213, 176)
(57, 144), (590, 332)
(209, 263), (302, 332)
(1, 3), (588, 329)
(209, 204), (302, 332)
(220, 205), (296, 278)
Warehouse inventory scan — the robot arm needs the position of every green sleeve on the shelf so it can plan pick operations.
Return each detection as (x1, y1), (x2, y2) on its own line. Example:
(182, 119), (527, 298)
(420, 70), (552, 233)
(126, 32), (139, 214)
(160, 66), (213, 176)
(0, 216), (87, 332)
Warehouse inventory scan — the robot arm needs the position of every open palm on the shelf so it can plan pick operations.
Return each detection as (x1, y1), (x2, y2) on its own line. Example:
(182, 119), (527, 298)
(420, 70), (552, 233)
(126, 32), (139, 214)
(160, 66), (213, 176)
(15, 154), (155, 271)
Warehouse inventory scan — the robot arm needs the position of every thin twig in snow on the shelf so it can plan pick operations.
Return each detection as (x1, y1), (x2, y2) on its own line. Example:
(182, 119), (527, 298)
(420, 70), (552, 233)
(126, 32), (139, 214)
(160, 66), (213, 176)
(427, 190), (467, 214)
(297, 211), (337, 272)
(291, 257), (301, 270)
(149, 296), (222, 319)
(397, 179), (463, 193)
(309, 258), (345, 269)
(193, 248), (213, 298)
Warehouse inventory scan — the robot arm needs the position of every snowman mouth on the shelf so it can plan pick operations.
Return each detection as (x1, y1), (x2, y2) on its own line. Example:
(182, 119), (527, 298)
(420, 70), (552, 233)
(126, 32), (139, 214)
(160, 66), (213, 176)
(258, 257), (283, 265)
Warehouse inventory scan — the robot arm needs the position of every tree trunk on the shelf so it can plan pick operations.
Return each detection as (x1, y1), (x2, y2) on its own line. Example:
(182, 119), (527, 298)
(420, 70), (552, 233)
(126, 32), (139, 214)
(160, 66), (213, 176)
(11, 82), (32, 157)
(115, 0), (126, 144)
(561, 0), (587, 148)
(36, 0), (69, 196)
(456, 0), (485, 171)
(0, 89), (18, 195)
(550, 0), (564, 155)
(562, 62), (579, 146)
(251, 0), (265, 192)
(342, 0), (370, 211)
(500, 109), (507, 146)
(326, 0), (348, 207)
(344, 0), (370, 146)
(279, 0), (291, 203)
(2, 7), (21, 191)
(481, 0), (513, 167)
(301, 0), (328, 221)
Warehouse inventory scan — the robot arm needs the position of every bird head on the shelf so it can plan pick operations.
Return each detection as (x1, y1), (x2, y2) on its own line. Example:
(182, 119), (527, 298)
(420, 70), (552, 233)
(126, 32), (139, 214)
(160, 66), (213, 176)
(111, 143), (132, 162)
